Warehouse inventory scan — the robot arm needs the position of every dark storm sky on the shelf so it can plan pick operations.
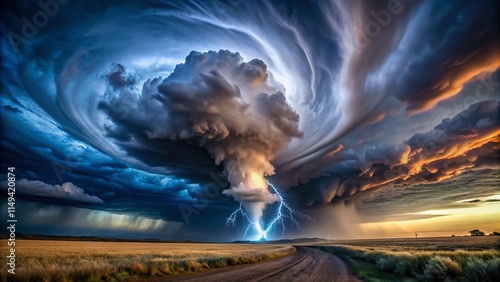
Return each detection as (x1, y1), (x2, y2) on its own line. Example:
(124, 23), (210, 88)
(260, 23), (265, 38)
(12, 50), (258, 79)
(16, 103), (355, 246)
(1, 0), (499, 240)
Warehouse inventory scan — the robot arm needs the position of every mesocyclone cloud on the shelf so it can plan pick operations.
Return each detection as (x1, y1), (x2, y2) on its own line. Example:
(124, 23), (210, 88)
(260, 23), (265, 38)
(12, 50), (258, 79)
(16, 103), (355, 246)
(99, 50), (303, 229)
(1, 0), (499, 240)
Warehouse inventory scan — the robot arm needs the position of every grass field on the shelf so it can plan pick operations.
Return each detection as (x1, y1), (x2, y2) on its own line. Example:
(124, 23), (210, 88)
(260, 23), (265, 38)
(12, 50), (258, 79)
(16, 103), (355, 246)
(0, 240), (295, 282)
(2, 237), (499, 282)
(319, 236), (500, 282)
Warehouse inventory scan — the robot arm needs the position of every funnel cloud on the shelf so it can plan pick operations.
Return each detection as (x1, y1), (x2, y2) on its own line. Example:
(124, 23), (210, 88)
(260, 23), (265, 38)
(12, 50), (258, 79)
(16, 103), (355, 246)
(99, 50), (303, 231)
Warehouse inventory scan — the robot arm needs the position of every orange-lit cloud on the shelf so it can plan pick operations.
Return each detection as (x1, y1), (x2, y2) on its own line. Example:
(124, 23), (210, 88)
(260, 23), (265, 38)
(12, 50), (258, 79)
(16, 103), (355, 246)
(409, 56), (500, 112)
(353, 101), (500, 193)
(295, 100), (499, 207)
(324, 144), (344, 158)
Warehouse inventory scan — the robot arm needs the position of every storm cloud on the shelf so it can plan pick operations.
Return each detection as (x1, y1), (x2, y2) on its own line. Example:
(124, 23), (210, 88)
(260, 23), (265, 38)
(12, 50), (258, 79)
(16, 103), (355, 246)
(99, 50), (302, 226)
(1, 176), (104, 204)
(293, 100), (499, 207)
(1, 0), (499, 240)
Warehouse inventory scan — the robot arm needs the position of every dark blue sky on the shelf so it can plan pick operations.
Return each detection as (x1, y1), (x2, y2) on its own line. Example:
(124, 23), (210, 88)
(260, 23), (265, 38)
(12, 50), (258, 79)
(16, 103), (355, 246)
(1, 0), (499, 241)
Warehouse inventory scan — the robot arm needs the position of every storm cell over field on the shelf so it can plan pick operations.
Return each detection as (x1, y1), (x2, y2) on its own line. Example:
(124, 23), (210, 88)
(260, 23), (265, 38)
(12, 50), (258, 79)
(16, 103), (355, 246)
(1, 0), (499, 240)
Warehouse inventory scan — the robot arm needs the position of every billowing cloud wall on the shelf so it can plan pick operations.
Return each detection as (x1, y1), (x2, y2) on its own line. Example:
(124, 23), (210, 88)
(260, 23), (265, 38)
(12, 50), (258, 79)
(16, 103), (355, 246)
(99, 50), (302, 229)
(291, 100), (499, 207)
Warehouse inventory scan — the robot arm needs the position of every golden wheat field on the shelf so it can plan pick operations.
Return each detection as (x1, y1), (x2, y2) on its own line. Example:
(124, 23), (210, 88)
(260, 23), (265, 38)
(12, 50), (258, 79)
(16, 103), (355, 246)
(0, 240), (295, 282)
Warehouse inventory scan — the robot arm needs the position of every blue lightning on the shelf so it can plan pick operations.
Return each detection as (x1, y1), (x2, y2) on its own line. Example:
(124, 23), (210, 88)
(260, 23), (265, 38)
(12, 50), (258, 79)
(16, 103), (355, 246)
(226, 181), (313, 241)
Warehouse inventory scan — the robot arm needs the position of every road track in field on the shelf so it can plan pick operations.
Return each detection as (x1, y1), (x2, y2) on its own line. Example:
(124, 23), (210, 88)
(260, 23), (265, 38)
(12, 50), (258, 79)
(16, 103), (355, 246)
(154, 246), (362, 282)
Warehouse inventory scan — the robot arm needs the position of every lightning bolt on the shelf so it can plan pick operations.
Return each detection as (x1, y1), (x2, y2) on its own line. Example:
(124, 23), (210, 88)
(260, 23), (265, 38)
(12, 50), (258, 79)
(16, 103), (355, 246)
(226, 181), (313, 240)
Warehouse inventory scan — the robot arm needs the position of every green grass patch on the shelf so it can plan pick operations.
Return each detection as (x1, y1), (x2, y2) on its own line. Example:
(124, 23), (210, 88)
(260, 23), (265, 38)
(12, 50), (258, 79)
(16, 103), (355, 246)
(318, 246), (405, 282)
(347, 257), (406, 282)
(318, 245), (500, 282)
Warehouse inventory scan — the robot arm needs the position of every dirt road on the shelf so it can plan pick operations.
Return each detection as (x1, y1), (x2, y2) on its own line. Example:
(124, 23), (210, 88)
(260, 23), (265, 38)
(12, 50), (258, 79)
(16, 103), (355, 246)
(155, 247), (362, 282)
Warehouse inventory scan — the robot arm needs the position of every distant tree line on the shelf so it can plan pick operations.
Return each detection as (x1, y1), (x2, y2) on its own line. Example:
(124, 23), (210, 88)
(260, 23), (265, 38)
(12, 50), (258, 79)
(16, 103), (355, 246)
(467, 229), (500, 236)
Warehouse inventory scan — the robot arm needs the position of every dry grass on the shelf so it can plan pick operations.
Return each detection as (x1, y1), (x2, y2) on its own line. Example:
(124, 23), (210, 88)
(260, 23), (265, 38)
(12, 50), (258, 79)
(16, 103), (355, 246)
(324, 235), (500, 251)
(320, 237), (500, 282)
(0, 240), (295, 282)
